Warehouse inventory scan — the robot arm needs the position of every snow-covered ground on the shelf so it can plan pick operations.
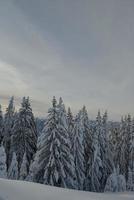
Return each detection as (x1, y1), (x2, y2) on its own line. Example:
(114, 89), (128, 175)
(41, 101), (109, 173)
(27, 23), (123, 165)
(0, 178), (133, 200)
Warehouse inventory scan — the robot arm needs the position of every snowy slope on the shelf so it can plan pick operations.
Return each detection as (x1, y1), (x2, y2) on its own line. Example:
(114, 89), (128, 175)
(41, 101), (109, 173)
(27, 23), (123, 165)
(0, 178), (133, 200)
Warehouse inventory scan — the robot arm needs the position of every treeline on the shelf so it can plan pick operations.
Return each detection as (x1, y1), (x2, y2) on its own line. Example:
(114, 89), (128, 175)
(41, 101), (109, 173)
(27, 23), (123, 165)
(0, 96), (133, 192)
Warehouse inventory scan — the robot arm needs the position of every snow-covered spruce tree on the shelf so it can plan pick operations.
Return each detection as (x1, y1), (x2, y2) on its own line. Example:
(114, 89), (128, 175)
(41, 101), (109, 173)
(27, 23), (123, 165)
(100, 111), (114, 190)
(116, 115), (132, 180)
(104, 166), (126, 192)
(56, 97), (76, 188)
(72, 111), (85, 190)
(104, 167), (118, 192)
(19, 152), (29, 180)
(12, 97), (37, 177)
(88, 111), (113, 192)
(109, 122), (120, 166)
(27, 119), (49, 182)
(115, 117), (126, 172)
(67, 107), (74, 148)
(126, 116), (134, 191)
(0, 145), (7, 178)
(29, 97), (76, 189)
(8, 152), (18, 180)
(125, 115), (132, 179)
(26, 152), (40, 182)
(80, 106), (92, 190)
(3, 96), (15, 169)
(127, 167), (134, 191)
(128, 117), (134, 176)
(0, 105), (4, 145)
(88, 111), (103, 192)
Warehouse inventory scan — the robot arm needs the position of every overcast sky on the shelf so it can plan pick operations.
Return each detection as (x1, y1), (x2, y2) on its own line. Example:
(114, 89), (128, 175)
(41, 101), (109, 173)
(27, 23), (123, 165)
(0, 0), (134, 120)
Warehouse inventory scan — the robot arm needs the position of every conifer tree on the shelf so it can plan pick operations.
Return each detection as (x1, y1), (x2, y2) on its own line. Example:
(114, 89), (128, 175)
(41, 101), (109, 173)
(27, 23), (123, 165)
(67, 107), (74, 147)
(12, 97), (37, 176)
(29, 97), (76, 189)
(8, 152), (18, 180)
(109, 123), (120, 166)
(89, 111), (103, 192)
(117, 115), (132, 180)
(128, 117), (134, 176)
(19, 152), (29, 180)
(88, 111), (113, 192)
(72, 111), (85, 190)
(126, 117), (134, 191)
(0, 145), (7, 178)
(56, 97), (76, 188)
(127, 167), (134, 191)
(104, 166), (126, 192)
(125, 115), (132, 179)
(101, 111), (114, 190)
(81, 106), (92, 190)
(3, 96), (15, 169)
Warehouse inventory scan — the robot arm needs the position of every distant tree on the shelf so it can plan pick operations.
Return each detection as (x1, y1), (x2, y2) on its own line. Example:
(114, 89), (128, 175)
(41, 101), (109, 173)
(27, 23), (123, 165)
(35, 118), (45, 136)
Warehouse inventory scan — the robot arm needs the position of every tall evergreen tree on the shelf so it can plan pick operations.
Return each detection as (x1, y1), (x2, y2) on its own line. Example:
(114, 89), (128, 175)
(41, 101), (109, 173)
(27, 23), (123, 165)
(56, 97), (76, 188)
(0, 145), (7, 178)
(81, 106), (93, 189)
(87, 111), (113, 192)
(128, 117), (134, 175)
(89, 111), (103, 192)
(3, 96), (15, 169)
(117, 115), (132, 180)
(12, 97), (37, 176)
(19, 152), (29, 180)
(101, 111), (114, 190)
(67, 107), (74, 148)
(81, 106), (92, 164)
(72, 111), (85, 190)
(29, 97), (76, 189)
(127, 167), (134, 191)
(109, 122), (120, 166)
(125, 115), (132, 179)
(126, 116), (134, 190)
(8, 152), (18, 180)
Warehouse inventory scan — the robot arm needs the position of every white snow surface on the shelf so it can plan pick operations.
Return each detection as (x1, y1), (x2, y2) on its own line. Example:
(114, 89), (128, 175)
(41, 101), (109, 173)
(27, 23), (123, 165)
(0, 178), (133, 200)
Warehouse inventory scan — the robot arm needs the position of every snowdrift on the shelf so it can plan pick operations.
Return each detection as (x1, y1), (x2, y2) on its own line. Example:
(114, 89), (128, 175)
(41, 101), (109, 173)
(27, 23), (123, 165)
(0, 178), (133, 200)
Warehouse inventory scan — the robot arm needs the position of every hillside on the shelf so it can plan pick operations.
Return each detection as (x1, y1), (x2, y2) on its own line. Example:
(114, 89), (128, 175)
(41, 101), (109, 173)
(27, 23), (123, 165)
(0, 178), (133, 200)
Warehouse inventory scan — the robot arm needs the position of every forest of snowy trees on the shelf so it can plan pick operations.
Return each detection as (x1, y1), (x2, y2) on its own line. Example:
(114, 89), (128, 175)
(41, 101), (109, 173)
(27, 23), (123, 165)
(0, 96), (134, 192)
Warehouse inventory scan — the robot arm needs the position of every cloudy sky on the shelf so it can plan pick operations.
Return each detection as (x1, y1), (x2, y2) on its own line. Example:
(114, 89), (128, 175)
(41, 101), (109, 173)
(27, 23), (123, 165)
(0, 0), (134, 120)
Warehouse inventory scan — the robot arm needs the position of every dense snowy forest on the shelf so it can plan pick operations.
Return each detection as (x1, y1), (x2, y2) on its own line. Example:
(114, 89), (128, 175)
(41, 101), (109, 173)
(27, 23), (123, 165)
(0, 96), (134, 192)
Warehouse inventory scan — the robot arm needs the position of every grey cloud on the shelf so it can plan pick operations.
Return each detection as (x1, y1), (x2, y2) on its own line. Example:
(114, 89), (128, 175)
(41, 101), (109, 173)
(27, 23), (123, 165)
(0, 0), (134, 120)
